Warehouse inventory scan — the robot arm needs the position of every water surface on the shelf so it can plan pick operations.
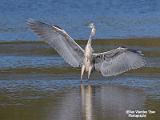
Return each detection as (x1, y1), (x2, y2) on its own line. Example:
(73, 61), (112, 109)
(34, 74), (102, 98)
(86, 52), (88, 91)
(0, 39), (159, 120)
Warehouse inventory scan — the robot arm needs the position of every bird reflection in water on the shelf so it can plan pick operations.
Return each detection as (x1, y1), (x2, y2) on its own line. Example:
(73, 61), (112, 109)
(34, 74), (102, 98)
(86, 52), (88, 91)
(79, 83), (146, 120)
(80, 84), (94, 120)
(49, 83), (145, 120)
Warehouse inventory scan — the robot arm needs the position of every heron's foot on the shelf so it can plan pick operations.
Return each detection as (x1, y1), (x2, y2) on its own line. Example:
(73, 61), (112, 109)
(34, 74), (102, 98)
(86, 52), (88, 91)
(80, 80), (82, 84)
(85, 78), (90, 83)
(80, 78), (83, 83)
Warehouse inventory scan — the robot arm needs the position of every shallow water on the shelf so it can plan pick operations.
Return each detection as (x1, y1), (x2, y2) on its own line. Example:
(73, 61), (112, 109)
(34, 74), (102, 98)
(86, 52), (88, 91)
(0, 77), (159, 120)
(0, 39), (159, 120)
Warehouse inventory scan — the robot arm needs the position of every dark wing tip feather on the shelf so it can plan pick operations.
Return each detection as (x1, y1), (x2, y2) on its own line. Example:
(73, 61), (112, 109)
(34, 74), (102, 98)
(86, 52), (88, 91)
(27, 18), (62, 30)
(127, 48), (144, 56)
(120, 46), (127, 48)
(54, 25), (62, 30)
(27, 18), (38, 30)
(119, 46), (144, 56)
(27, 18), (51, 37)
(27, 18), (35, 23)
(27, 18), (48, 27)
(27, 18), (37, 27)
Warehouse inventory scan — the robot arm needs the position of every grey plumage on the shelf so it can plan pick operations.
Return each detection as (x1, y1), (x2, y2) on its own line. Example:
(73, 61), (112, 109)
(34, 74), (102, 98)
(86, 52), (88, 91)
(93, 47), (146, 76)
(27, 19), (84, 67)
(27, 19), (146, 78)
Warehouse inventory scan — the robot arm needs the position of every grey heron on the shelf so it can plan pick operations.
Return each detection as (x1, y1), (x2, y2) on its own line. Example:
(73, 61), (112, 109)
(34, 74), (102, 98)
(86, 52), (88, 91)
(27, 19), (146, 80)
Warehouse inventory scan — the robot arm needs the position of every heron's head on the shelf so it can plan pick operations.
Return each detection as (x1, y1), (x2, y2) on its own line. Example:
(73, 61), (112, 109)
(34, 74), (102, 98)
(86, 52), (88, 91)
(88, 23), (95, 29)
(88, 23), (96, 37)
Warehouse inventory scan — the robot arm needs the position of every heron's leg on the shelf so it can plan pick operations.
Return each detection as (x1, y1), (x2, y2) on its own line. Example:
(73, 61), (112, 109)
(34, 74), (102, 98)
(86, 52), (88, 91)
(88, 66), (92, 80)
(81, 65), (85, 80)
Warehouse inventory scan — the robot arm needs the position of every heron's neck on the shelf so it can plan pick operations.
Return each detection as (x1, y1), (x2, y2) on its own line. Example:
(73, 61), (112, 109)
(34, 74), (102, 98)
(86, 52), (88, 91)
(87, 28), (95, 45)
(87, 34), (92, 45)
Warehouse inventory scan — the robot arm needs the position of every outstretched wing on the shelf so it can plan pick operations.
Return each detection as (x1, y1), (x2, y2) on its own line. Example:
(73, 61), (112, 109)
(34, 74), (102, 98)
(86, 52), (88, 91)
(27, 19), (84, 67)
(93, 47), (146, 76)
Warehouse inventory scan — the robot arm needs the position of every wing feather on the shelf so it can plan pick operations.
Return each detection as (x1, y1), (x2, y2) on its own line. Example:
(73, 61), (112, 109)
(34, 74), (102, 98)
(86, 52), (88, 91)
(93, 47), (146, 76)
(27, 19), (84, 67)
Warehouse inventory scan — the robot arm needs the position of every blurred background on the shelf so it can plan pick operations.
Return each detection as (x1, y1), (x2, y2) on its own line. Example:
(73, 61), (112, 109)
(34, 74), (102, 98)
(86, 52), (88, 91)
(1, 0), (160, 41)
